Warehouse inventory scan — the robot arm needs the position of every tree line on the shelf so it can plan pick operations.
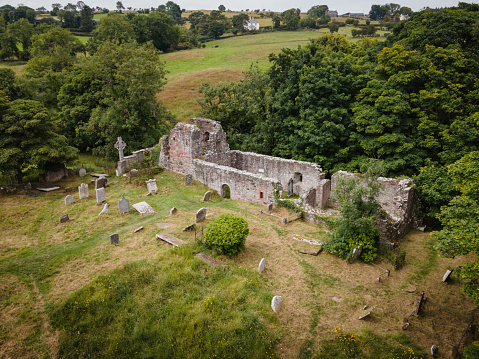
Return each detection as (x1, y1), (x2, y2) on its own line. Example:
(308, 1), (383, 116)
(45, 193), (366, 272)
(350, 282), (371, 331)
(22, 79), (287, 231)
(198, 4), (479, 305)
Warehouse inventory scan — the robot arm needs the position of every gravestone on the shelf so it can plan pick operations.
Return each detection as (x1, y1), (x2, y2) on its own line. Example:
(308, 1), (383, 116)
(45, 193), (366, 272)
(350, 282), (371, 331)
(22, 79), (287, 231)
(79, 168), (86, 177)
(134, 226), (143, 233)
(95, 177), (106, 190)
(195, 207), (207, 223)
(203, 191), (211, 202)
(170, 207), (177, 215)
(442, 269), (453, 282)
(65, 195), (73, 205)
(183, 223), (196, 232)
(271, 296), (283, 313)
(258, 258), (265, 273)
(146, 179), (158, 193)
(98, 203), (109, 215)
(37, 186), (60, 192)
(358, 307), (374, 320)
(267, 203), (274, 211)
(130, 169), (138, 177)
(114, 136), (126, 161)
(352, 246), (362, 262)
(78, 183), (89, 199)
(59, 214), (69, 223)
(96, 187), (106, 205)
(302, 187), (316, 207)
(431, 345), (438, 356)
(287, 178), (294, 197)
(185, 174), (193, 185)
(156, 233), (187, 247)
(110, 233), (119, 245)
(132, 201), (156, 216)
(118, 194), (129, 214)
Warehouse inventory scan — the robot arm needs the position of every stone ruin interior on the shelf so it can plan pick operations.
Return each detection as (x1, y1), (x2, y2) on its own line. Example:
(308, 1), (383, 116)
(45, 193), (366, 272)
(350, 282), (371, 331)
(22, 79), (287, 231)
(159, 118), (416, 243)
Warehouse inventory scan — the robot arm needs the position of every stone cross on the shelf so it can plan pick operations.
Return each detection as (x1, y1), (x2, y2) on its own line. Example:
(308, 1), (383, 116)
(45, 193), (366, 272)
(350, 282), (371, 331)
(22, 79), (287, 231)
(114, 136), (126, 161)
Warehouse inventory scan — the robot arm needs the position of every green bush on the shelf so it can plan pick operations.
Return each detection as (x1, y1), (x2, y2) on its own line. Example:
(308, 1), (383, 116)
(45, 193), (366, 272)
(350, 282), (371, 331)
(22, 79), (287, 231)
(204, 214), (249, 256)
(348, 233), (377, 263)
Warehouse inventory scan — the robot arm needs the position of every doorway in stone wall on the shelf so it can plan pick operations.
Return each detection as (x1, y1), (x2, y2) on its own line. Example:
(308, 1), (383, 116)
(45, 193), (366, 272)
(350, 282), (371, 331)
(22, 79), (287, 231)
(220, 184), (231, 199)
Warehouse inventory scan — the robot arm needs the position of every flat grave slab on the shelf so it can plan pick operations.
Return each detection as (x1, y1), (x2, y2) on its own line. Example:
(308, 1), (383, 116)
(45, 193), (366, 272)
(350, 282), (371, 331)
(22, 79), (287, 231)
(195, 253), (224, 267)
(156, 233), (186, 247)
(37, 186), (60, 192)
(132, 201), (156, 216)
(91, 173), (108, 177)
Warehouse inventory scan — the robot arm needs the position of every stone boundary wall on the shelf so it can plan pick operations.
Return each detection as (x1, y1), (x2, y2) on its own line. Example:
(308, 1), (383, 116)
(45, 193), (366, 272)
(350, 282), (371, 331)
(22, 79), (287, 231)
(40, 168), (77, 182)
(117, 147), (155, 175)
(193, 159), (275, 204)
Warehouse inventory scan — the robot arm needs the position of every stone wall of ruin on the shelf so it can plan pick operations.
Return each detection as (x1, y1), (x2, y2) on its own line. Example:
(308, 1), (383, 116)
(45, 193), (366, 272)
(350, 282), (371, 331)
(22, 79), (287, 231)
(193, 159), (275, 204)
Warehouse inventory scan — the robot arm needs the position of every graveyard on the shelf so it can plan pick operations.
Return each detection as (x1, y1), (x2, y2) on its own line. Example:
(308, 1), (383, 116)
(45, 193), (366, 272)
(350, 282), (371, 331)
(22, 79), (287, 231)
(0, 168), (477, 358)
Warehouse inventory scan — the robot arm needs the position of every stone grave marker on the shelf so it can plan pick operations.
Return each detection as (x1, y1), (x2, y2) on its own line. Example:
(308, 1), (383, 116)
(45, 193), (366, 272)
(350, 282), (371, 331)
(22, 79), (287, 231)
(358, 307), (374, 320)
(195, 207), (207, 223)
(65, 195), (73, 205)
(258, 258), (265, 273)
(146, 179), (158, 193)
(96, 187), (106, 205)
(170, 207), (177, 215)
(156, 233), (187, 247)
(287, 178), (294, 197)
(79, 168), (86, 177)
(352, 246), (362, 262)
(110, 233), (119, 245)
(267, 203), (274, 211)
(183, 223), (195, 232)
(271, 296), (283, 313)
(37, 186), (60, 192)
(431, 345), (438, 356)
(114, 136), (126, 161)
(98, 203), (109, 215)
(59, 214), (69, 223)
(118, 194), (129, 214)
(131, 169), (138, 177)
(203, 190), (211, 202)
(134, 226), (143, 233)
(185, 174), (193, 185)
(95, 177), (106, 190)
(78, 183), (89, 199)
(442, 269), (453, 282)
(132, 201), (156, 216)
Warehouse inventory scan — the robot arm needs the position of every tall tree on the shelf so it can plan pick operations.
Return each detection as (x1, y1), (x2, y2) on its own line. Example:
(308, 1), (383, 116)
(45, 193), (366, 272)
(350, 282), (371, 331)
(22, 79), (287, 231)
(87, 13), (135, 53)
(131, 12), (181, 51)
(307, 5), (328, 17)
(281, 8), (301, 30)
(79, 4), (94, 32)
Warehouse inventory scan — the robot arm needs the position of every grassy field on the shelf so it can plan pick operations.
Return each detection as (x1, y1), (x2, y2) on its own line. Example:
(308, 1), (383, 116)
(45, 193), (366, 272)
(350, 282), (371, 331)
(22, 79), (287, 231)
(1, 169), (477, 358)
(159, 28), (388, 121)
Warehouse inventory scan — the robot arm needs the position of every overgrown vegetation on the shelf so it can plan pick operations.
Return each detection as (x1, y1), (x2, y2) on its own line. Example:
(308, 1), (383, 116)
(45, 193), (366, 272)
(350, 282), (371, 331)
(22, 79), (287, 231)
(204, 214), (249, 256)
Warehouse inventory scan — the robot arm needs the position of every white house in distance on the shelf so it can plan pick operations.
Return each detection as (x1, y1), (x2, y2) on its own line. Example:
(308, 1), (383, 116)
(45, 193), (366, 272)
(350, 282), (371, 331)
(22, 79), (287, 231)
(244, 16), (260, 30)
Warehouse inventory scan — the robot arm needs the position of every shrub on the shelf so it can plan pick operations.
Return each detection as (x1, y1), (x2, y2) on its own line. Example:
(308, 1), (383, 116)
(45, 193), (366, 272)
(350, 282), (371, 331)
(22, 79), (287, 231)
(204, 214), (249, 256)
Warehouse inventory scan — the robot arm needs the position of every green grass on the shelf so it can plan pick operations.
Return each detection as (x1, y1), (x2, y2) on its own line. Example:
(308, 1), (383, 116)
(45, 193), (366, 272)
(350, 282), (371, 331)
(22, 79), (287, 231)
(74, 35), (90, 44)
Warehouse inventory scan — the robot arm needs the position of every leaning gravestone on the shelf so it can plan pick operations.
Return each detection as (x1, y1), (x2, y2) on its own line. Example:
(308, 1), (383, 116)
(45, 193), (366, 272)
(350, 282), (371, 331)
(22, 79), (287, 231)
(271, 296), (283, 313)
(78, 183), (89, 199)
(170, 207), (177, 215)
(65, 195), (74, 205)
(203, 191), (211, 202)
(95, 177), (106, 190)
(132, 201), (156, 216)
(443, 269), (453, 282)
(79, 168), (86, 177)
(258, 258), (266, 274)
(146, 179), (158, 194)
(98, 203), (109, 215)
(195, 207), (207, 223)
(59, 214), (69, 223)
(352, 246), (362, 262)
(267, 203), (274, 211)
(118, 194), (129, 214)
(185, 174), (193, 185)
(431, 345), (438, 356)
(96, 187), (106, 205)
(287, 178), (294, 197)
(110, 233), (119, 245)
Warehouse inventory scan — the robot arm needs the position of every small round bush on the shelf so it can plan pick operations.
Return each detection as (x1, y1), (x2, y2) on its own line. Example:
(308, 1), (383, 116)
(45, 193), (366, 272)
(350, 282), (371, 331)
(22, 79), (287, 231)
(204, 214), (249, 256)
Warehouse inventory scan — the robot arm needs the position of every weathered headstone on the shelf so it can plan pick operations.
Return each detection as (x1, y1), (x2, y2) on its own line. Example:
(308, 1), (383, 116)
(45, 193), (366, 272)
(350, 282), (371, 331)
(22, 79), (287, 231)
(146, 179), (158, 193)
(79, 168), (86, 177)
(302, 187), (316, 207)
(156, 233), (187, 247)
(170, 207), (177, 215)
(431, 345), (438, 356)
(59, 214), (69, 223)
(134, 226), (143, 233)
(266, 203), (274, 211)
(98, 203), (109, 215)
(203, 191), (211, 202)
(183, 223), (196, 232)
(95, 177), (106, 190)
(195, 207), (207, 223)
(185, 174), (193, 185)
(287, 178), (294, 197)
(114, 136), (126, 161)
(78, 183), (89, 199)
(358, 307), (374, 320)
(352, 246), (362, 262)
(442, 269), (453, 282)
(110, 233), (119, 245)
(258, 258), (265, 273)
(96, 187), (106, 205)
(118, 194), (129, 214)
(132, 201), (156, 216)
(65, 195), (73, 205)
(271, 296), (283, 313)
(131, 169), (138, 177)
(37, 186), (60, 192)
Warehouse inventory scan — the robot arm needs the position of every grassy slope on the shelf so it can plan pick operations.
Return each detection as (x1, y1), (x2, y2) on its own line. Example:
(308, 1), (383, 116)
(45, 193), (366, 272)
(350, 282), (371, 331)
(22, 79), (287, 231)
(1, 170), (477, 358)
